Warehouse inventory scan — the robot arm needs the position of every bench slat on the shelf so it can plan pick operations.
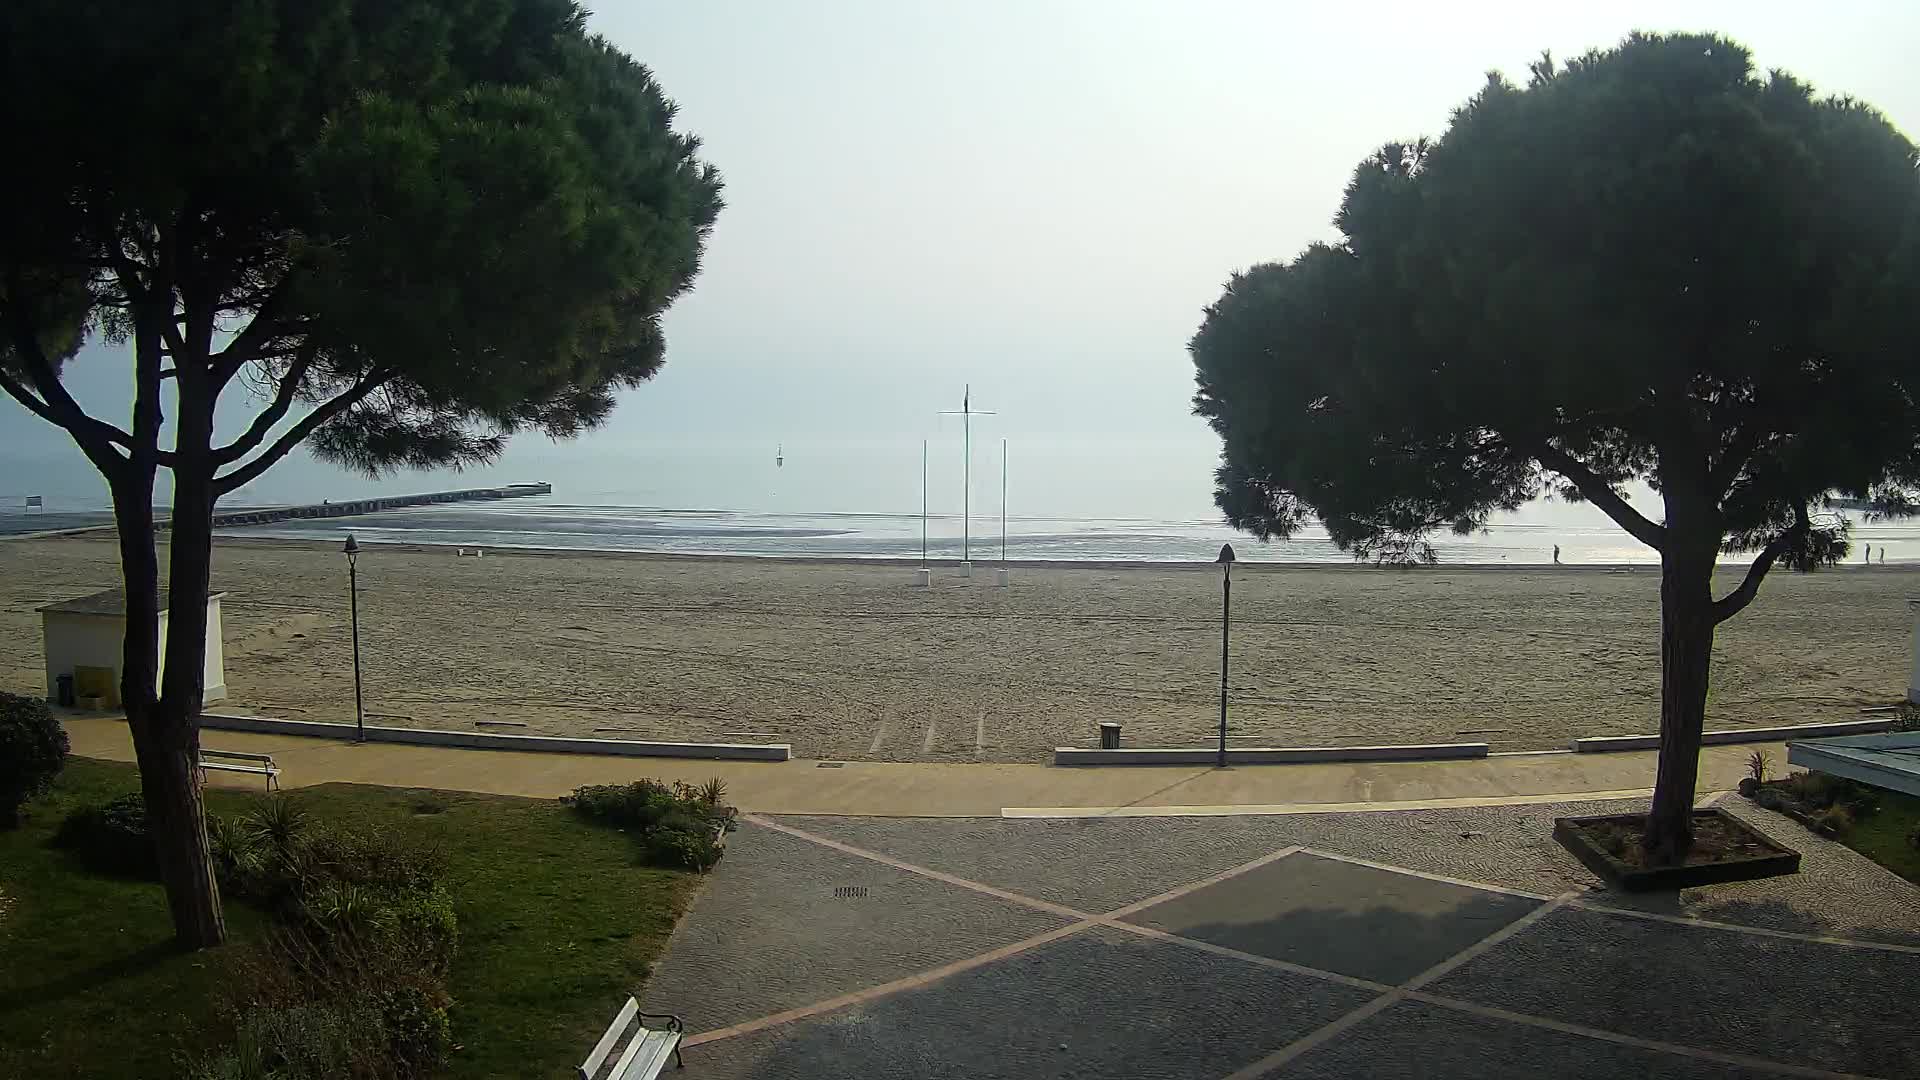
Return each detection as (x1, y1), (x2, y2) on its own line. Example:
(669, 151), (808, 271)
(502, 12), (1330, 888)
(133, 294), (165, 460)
(615, 1031), (680, 1080)
(200, 761), (277, 774)
(201, 750), (275, 764)
(580, 996), (639, 1079)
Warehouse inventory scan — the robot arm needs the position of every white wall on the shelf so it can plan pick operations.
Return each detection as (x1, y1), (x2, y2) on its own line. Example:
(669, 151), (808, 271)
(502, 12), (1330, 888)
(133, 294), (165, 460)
(42, 597), (227, 705)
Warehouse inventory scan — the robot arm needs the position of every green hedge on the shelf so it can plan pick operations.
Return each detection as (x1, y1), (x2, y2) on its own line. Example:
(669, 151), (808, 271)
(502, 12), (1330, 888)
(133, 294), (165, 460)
(0, 691), (67, 827)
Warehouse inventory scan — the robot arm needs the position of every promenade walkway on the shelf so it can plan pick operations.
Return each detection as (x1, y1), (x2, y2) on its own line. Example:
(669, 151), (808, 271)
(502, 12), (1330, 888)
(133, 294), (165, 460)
(64, 715), (1777, 817)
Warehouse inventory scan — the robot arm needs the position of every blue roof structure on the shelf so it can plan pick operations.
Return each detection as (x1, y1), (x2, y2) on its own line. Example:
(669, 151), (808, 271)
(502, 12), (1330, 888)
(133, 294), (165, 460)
(1787, 731), (1920, 797)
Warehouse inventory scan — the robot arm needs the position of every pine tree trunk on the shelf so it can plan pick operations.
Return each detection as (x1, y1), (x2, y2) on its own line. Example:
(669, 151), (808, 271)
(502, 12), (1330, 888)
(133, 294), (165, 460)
(151, 402), (227, 948)
(127, 696), (224, 947)
(1645, 541), (1717, 866)
(110, 466), (225, 946)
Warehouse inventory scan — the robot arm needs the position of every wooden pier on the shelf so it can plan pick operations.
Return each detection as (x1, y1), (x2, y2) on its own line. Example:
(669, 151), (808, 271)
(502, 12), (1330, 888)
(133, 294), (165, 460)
(206, 482), (552, 528)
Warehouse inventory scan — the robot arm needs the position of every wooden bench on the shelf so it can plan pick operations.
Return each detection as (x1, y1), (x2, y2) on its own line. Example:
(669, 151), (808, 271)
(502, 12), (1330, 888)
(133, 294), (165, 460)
(198, 749), (280, 791)
(579, 997), (683, 1079)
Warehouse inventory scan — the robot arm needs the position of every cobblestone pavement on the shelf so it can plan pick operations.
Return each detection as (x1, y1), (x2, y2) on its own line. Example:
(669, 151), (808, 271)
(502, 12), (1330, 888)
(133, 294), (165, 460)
(641, 797), (1920, 1079)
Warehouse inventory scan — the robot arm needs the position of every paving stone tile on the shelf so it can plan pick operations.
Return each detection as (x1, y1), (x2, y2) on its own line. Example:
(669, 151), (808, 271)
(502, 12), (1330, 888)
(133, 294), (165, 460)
(1273, 998), (1783, 1080)
(642, 822), (1070, 1030)
(1123, 852), (1541, 984)
(1427, 905), (1920, 1078)
(681, 925), (1380, 1080)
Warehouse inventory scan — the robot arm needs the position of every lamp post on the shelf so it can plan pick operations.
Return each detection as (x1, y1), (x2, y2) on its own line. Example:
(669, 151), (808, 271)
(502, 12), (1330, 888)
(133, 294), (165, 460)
(1216, 543), (1235, 767)
(344, 534), (365, 743)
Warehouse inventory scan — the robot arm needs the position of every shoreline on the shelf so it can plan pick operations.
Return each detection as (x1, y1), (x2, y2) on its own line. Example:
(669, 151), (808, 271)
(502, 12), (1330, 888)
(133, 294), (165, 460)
(20, 526), (1833, 574)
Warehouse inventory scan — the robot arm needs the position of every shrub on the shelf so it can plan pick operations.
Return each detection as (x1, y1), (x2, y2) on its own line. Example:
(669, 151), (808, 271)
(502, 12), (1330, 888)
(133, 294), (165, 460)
(1810, 803), (1855, 837)
(1745, 750), (1771, 785)
(245, 795), (311, 858)
(565, 778), (734, 871)
(0, 691), (68, 827)
(643, 823), (724, 871)
(300, 824), (445, 893)
(379, 984), (452, 1077)
(193, 794), (462, 1080)
(187, 1001), (362, 1080)
(1782, 770), (1880, 818)
(209, 813), (267, 889)
(564, 780), (679, 830)
(54, 792), (155, 876)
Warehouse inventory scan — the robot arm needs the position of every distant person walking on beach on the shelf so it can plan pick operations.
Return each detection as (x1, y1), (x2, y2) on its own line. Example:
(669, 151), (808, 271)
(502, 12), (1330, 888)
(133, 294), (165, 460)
(1553, 544), (1561, 565)
(1864, 543), (1871, 564)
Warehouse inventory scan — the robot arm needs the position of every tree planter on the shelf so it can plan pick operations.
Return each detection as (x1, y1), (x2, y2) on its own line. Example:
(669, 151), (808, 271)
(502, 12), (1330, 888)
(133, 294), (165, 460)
(1554, 809), (1800, 891)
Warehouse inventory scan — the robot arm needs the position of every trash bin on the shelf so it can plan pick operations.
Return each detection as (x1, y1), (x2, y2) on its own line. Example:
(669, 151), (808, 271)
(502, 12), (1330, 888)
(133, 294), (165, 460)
(55, 673), (75, 708)
(1099, 722), (1121, 749)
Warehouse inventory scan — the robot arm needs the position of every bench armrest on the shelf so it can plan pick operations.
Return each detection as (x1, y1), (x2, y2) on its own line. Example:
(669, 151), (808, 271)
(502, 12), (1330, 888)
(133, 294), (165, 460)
(635, 1011), (683, 1034)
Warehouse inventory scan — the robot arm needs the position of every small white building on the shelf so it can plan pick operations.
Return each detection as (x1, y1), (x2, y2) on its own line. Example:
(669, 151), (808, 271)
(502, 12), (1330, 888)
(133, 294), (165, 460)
(39, 589), (227, 707)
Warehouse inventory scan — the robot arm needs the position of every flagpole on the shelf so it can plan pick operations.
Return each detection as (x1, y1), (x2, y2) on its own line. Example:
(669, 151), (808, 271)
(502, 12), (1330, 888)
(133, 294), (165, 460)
(937, 386), (993, 579)
(921, 439), (928, 565)
(963, 384), (971, 564)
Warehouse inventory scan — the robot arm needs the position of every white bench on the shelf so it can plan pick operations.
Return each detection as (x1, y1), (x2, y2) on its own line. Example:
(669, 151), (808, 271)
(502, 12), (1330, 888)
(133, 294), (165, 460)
(579, 997), (683, 1079)
(198, 749), (280, 791)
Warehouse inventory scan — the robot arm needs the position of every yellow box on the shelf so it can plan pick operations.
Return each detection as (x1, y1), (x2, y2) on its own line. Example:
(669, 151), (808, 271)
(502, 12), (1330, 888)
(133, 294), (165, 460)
(72, 665), (118, 709)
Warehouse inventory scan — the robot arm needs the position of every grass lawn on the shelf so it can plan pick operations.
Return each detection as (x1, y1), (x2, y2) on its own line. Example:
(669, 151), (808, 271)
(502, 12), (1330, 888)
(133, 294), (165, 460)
(0, 758), (703, 1079)
(1841, 786), (1920, 886)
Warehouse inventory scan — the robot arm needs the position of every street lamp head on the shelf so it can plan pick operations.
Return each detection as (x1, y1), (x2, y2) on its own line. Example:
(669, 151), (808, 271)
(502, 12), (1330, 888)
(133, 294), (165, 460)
(1216, 542), (1236, 564)
(343, 534), (360, 558)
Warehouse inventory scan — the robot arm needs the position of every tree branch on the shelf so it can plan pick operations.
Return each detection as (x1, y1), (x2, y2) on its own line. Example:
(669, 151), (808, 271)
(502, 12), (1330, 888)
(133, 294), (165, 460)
(212, 346), (316, 465)
(1, 301), (133, 475)
(0, 368), (61, 426)
(210, 278), (297, 387)
(1712, 504), (1808, 624)
(1707, 426), (1764, 498)
(1531, 442), (1667, 551)
(213, 370), (392, 494)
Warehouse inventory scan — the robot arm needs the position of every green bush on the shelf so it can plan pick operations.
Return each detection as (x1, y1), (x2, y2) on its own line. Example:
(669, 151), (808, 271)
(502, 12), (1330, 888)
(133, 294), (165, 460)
(642, 824), (723, 871)
(300, 824), (444, 894)
(565, 778), (734, 871)
(0, 691), (68, 827)
(564, 780), (680, 830)
(1811, 803), (1856, 837)
(54, 792), (155, 876)
(1784, 771), (1881, 819)
(187, 1000), (368, 1080)
(209, 813), (268, 892)
(386, 885), (460, 977)
(200, 795), (462, 1080)
(379, 984), (452, 1077)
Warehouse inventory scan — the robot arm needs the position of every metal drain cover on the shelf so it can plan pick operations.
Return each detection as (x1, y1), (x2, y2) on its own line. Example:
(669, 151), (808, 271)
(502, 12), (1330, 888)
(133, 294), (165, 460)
(833, 886), (870, 899)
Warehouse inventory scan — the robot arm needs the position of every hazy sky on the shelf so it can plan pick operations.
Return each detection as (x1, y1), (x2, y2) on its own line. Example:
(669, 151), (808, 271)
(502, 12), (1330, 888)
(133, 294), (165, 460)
(7, 1), (1917, 515)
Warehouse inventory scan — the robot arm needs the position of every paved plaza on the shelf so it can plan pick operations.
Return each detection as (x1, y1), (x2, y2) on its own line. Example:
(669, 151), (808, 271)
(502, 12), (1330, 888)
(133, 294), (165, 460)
(643, 798), (1920, 1079)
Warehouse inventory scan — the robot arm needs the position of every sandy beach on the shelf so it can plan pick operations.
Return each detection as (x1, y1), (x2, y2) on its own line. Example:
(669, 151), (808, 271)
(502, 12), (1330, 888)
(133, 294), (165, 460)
(1, 534), (1910, 762)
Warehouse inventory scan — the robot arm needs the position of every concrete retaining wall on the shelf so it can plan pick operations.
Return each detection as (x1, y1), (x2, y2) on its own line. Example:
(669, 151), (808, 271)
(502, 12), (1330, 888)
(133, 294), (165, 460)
(201, 712), (790, 761)
(1052, 743), (1489, 767)
(1569, 718), (1894, 753)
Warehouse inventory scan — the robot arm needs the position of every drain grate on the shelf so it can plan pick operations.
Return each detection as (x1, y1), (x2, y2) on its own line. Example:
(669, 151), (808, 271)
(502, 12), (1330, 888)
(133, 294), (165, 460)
(833, 886), (870, 899)
(817, 761), (846, 769)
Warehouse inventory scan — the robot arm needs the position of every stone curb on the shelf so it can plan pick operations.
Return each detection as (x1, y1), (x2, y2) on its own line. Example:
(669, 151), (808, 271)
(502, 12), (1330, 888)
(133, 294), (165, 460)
(200, 712), (791, 761)
(1569, 718), (1891, 753)
(1052, 743), (1490, 766)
